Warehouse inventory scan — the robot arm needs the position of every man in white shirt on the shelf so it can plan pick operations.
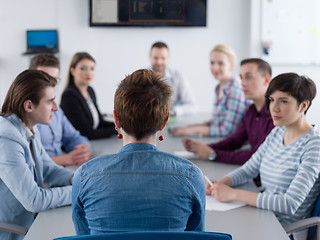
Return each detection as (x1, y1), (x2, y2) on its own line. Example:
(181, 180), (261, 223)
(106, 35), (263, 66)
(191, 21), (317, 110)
(150, 41), (197, 116)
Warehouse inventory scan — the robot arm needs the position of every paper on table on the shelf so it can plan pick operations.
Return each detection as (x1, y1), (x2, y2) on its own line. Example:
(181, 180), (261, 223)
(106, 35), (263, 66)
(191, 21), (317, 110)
(206, 195), (246, 211)
(174, 151), (198, 159)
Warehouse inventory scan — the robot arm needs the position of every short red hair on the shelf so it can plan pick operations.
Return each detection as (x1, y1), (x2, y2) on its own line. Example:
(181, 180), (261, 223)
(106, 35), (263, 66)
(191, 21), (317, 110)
(114, 69), (172, 140)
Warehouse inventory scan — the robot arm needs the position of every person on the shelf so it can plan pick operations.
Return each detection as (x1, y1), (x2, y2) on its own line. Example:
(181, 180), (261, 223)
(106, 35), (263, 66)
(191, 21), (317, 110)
(29, 53), (91, 166)
(171, 44), (247, 137)
(205, 73), (320, 240)
(72, 69), (206, 235)
(149, 41), (197, 116)
(182, 58), (274, 165)
(0, 70), (73, 240)
(60, 52), (116, 139)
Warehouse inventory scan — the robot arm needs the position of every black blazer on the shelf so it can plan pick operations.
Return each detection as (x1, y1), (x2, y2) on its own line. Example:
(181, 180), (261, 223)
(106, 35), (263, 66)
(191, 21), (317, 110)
(60, 85), (116, 140)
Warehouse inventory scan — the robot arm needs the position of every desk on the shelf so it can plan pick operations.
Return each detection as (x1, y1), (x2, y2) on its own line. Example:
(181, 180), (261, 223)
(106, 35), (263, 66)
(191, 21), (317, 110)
(25, 114), (289, 240)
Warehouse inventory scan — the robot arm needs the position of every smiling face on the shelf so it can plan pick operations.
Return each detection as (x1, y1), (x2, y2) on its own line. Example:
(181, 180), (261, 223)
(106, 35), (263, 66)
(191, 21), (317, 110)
(240, 63), (270, 101)
(209, 51), (233, 82)
(150, 47), (169, 75)
(268, 90), (307, 127)
(26, 86), (58, 128)
(70, 59), (96, 87)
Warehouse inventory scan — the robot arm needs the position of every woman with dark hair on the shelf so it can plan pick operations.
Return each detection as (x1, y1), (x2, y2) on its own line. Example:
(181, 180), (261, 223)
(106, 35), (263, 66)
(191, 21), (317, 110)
(72, 69), (206, 235)
(205, 73), (320, 240)
(0, 70), (73, 240)
(61, 52), (116, 139)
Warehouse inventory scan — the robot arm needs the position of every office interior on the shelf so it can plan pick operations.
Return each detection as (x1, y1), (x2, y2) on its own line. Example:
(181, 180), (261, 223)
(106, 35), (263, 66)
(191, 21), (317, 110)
(0, 0), (319, 127)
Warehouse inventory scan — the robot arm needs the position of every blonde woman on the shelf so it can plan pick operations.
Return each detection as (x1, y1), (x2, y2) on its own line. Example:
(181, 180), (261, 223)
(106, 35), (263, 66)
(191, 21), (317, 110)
(171, 45), (246, 137)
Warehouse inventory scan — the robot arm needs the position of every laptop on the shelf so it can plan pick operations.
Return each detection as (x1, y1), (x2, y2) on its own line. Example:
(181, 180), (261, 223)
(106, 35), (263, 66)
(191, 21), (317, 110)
(25, 29), (59, 54)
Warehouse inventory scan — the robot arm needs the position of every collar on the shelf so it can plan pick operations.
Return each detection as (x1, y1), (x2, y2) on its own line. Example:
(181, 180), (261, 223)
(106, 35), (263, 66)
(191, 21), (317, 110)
(215, 77), (236, 95)
(21, 121), (35, 143)
(119, 143), (159, 153)
(252, 104), (270, 117)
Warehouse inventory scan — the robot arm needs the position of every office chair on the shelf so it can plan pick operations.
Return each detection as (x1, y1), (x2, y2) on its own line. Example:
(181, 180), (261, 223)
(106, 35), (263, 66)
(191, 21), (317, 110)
(0, 222), (28, 236)
(54, 231), (232, 240)
(284, 195), (320, 240)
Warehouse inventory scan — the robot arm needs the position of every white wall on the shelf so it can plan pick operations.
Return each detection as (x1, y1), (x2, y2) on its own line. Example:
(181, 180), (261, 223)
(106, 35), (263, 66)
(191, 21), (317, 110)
(1, 0), (319, 126)
(249, 1), (320, 126)
(0, 0), (250, 113)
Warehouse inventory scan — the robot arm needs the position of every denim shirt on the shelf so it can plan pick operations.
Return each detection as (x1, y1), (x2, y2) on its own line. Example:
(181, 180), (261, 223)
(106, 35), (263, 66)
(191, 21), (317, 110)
(72, 143), (206, 235)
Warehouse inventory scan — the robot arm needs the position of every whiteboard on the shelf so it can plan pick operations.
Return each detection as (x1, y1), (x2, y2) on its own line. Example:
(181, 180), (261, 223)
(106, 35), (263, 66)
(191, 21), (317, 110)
(261, 0), (320, 65)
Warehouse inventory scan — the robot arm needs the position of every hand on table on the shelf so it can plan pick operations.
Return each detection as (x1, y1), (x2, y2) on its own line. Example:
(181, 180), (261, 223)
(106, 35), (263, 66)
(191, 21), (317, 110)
(182, 137), (213, 160)
(170, 124), (210, 136)
(71, 144), (91, 165)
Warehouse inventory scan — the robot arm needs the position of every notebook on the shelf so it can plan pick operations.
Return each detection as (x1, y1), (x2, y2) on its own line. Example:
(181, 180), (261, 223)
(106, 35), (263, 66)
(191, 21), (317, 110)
(25, 29), (59, 54)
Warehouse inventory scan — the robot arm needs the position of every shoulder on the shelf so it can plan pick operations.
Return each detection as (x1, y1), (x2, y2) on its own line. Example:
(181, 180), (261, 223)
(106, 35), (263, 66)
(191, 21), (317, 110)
(226, 78), (244, 96)
(0, 115), (24, 140)
(154, 151), (203, 177)
(61, 86), (83, 103)
(75, 153), (117, 180)
(62, 85), (79, 97)
(301, 126), (320, 146)
(262, 127), (284, 144)
(0, 115), (27, 152)
(166, 68), (184, 81)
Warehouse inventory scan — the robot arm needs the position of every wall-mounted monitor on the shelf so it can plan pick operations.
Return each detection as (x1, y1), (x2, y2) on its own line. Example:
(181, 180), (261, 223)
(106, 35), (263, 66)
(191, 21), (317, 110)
(90, 0), (207, 27)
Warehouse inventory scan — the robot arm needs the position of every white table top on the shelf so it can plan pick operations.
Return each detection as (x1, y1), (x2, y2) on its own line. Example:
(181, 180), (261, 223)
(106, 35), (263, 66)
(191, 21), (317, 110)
(25, 114), (289, 240)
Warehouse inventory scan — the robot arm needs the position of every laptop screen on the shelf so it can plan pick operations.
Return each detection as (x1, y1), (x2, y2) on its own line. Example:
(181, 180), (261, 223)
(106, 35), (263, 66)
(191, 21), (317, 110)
(26, 30), (58, 53)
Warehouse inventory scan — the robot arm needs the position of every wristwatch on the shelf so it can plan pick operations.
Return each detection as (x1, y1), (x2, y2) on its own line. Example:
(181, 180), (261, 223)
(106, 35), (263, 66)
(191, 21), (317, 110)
(208, 150), (216, 161)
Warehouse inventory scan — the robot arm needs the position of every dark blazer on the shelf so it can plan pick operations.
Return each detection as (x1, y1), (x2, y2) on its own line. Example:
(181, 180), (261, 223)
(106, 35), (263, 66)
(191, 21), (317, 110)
(61, 85), (116, 140)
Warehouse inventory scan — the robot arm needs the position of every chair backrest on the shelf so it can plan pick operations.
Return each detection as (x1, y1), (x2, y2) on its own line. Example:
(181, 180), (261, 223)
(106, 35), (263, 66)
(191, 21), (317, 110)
(54, 231), (232, 240)
(308, 194), (320, 237)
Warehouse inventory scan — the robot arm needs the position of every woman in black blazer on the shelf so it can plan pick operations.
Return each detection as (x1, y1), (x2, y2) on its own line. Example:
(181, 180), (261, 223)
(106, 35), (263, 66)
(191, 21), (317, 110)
(61, 52), (116, 139)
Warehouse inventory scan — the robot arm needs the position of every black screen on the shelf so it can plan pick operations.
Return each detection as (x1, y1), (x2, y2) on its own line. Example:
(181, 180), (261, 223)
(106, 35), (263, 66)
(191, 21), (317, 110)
(90, 0), (206, 27)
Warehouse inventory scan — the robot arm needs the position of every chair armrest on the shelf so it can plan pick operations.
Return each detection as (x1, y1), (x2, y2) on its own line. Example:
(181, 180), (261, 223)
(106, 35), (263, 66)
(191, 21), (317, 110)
(0, 222), (28, 235)
(284, 216), (320, 234)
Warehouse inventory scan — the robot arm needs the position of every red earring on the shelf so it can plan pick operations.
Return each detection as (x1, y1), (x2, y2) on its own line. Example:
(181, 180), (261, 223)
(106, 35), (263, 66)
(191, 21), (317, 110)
(115, 127), (123, 139)
(159, 133), (164, 141)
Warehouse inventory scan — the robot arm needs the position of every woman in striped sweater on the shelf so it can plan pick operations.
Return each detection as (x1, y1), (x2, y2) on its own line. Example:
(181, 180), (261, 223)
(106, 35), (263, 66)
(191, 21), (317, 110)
(205, 73), (320, 240)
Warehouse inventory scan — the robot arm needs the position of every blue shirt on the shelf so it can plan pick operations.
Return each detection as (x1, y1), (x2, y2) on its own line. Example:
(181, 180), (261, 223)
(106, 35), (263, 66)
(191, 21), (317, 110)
(72, 143), (206, 235)
(0, 114), (73, 240)
(37, 108), (90, 157)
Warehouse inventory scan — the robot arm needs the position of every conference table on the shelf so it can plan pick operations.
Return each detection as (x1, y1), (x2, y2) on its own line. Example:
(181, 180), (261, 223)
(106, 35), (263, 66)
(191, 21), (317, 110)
(24, 114), (289, 240)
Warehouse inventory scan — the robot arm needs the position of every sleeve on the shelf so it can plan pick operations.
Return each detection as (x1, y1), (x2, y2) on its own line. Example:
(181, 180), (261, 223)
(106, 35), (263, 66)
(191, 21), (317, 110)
(172, 72), (198, 116)
(36, 124), (56, 156)
(257, 136), (320, 215)
(60, 109), (91, 153)
(209, 117), (250, 164)
(0, 139), (72, 213)
(209, 85), (246, 137)
(186, 165), (206, 231)
(72, 168), (90, 235)
(40, 142), (74, 187)
(61, 89), (116, 140)
(226, 130), (273, 186)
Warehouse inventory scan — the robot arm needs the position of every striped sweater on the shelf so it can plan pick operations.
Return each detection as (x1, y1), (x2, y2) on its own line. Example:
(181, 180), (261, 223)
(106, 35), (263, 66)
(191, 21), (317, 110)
(228, 126), (320, 225)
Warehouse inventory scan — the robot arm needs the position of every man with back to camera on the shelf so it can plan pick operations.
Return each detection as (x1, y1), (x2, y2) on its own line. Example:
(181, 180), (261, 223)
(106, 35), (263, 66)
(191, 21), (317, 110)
(182, 58), (274, 165)
(29, 53), (91, 166)
(149, 41), (197, 116)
